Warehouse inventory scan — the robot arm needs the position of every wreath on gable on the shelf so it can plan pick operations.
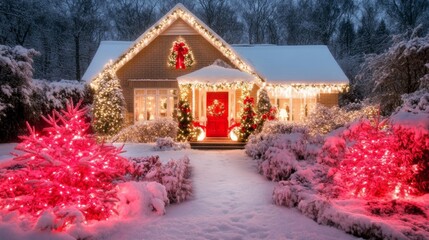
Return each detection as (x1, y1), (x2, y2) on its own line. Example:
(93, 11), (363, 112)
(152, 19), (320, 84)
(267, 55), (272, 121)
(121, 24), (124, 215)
(168, 40), (195, 69)
(207, 99), (225, 117)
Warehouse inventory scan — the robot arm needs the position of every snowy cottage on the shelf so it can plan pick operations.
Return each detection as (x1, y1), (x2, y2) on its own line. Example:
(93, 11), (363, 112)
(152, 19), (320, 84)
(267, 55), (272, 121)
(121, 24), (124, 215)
(83, 4), (349, 138)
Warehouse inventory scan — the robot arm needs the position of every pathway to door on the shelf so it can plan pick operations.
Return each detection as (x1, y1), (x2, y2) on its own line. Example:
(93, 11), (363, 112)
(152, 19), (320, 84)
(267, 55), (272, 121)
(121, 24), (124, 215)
(108, 145), (358, 240)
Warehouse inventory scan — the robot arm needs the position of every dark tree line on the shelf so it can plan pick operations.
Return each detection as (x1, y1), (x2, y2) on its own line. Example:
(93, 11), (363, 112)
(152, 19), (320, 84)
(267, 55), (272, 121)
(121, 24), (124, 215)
(1, 0), (428, 82)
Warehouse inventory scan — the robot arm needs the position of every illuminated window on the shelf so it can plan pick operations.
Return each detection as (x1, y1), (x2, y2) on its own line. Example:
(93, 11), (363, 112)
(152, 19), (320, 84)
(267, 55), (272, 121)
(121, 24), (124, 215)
(134, 89), (178, 122)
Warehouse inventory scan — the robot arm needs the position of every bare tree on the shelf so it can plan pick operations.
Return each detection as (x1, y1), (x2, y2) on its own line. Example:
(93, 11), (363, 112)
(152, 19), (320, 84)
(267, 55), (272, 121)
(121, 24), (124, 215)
(0, 0), (44, 46)
(108, 0), (158, 40)
(381, 0), (429, 33)
(197, 0), (244, 43)
(58, 0), (105, 81)
(241, 0), (277, 44)
(158, 0), (197, 15)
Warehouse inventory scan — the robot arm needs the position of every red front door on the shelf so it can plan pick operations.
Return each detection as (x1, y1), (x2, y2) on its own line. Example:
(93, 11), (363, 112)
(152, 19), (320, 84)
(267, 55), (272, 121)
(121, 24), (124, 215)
(206, 92), (228, 137)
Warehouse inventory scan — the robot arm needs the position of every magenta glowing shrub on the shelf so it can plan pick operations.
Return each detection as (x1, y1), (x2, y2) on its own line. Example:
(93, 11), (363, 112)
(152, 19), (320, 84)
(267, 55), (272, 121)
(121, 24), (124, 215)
(0, 100), (130, 229)
(336, 118), (429, 199)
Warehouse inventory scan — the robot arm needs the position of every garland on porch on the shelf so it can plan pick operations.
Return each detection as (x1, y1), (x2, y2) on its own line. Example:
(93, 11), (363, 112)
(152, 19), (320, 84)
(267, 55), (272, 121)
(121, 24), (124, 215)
(176, 99), (196, 141)
(207, 99), (225, 117)
(238, 96), (257, 142)
(168, 40), (194, 69)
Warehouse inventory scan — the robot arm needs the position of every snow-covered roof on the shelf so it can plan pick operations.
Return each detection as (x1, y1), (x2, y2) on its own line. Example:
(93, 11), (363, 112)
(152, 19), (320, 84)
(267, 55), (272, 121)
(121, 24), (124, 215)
(83, 42), (349, 85)
(177, 65), (255, 84)
(82, 41), (131, 82)
(233, 45), (349, 84)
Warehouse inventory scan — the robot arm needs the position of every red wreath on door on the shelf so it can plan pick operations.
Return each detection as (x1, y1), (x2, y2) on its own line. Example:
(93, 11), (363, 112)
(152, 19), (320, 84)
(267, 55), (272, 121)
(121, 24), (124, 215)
(207, 99), (225, 117)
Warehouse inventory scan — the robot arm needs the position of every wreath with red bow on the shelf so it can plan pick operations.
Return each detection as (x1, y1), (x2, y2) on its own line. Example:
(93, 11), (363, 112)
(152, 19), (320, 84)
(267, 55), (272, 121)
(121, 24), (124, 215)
(168, 40), (195, 69)
(207, 99), (225, 117)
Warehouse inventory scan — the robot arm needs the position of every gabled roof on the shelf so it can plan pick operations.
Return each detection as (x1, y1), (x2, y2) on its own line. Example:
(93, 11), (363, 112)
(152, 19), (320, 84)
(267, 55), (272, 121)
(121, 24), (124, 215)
(86, 3), (259, 85)
(83, 42), (349, 85)
(233, 45), (349, 84)
(82, 41), (130, 82)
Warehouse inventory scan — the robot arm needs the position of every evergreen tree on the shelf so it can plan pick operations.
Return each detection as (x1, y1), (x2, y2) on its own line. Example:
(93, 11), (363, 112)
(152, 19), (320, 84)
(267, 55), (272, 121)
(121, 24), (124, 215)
(176, 99), (194, 142)
(239, 96), (256, 142)
(92, 71), (125, 136)
(0, 100), (129, 229)
(256, 88), (274, 132)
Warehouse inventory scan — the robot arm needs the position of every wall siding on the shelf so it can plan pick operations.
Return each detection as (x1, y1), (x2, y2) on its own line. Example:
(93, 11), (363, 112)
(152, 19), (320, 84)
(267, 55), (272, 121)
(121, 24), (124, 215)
(317, 93), (339, 107)
(116, 33), (236, 113)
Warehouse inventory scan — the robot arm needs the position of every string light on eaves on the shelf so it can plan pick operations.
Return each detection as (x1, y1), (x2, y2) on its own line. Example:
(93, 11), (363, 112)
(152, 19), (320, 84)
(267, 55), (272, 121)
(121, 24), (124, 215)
(91, 7), (263, 88)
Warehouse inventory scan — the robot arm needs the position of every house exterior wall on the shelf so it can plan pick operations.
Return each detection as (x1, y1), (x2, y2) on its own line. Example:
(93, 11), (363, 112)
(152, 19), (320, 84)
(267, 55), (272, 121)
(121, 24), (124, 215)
(116, 32), (237, 121)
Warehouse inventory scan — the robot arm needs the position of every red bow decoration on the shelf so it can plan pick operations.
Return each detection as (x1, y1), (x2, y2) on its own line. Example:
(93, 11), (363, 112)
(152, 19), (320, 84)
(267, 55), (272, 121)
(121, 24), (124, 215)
(243, 96), (254, 105)
(173, 42), (189, 69)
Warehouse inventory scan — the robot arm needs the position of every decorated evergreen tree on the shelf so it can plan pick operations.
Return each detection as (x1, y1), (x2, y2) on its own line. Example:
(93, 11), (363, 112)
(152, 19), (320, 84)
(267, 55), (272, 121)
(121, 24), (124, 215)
(256, 88), (276, 132)
(239, 96), (257, 142)
(176, 99), (194, 141)
(92, 71), (126, 136)
(0, 100), (130, 229)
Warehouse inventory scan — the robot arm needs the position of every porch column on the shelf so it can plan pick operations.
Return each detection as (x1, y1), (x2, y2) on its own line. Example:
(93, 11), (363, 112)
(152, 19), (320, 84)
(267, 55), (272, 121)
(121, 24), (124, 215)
(192, 85), (196, 118)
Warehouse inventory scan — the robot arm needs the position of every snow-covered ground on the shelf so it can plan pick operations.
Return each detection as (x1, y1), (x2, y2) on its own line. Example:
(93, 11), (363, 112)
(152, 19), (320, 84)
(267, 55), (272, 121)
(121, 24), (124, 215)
(0, 143), (357, 240)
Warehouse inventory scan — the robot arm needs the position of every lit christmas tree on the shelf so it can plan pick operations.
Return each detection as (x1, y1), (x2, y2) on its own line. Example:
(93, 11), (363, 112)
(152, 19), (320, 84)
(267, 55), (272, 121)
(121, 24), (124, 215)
(239, 96), (257, 142)
(92, 71), (126, 136)
(0, 100), (130, 229)
(256, 88), (276, 132)
(176, 99), (194, 141)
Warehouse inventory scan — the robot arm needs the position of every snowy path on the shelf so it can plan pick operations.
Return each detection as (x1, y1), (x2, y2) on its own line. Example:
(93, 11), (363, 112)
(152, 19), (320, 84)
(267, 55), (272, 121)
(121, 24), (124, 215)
(103, 144), (358, 240)
(0, 144), (358, 240)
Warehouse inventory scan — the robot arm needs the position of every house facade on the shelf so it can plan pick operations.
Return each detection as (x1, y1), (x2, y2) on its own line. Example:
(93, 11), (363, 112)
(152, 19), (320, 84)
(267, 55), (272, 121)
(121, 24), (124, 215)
(83, 4), (349, 138)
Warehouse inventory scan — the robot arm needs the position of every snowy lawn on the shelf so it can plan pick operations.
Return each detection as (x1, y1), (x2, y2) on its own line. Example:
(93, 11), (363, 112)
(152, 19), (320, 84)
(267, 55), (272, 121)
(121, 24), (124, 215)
(0, 143), (357, 240)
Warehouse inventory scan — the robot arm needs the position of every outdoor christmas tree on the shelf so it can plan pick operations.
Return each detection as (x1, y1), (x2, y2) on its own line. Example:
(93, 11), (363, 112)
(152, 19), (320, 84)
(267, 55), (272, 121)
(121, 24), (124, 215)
(256, 88), (276, 132)
(176, 99), (194, 141)
(0, 100), (130, 229)
(239, 96), (257, 142)
(92, 71), (126, 136)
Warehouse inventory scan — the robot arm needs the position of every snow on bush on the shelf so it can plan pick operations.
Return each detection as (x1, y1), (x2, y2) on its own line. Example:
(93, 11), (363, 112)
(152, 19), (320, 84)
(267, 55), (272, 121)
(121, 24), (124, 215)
(153, 137), (190, 151)
(117, 181), (168, 217)
(304, 103), (377, 136)
(245, 121), (309, 160)
(128, 155), (192, 203)
(399, 89), (429, 114)
(32, 79), (88, 110)
(112, 118), (178, 143)
(246, 121), (323, 182)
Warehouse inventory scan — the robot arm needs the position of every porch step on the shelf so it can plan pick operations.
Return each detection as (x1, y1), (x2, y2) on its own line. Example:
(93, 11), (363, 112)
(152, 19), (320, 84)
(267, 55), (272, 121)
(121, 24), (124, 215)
(190, 139), (245, 150)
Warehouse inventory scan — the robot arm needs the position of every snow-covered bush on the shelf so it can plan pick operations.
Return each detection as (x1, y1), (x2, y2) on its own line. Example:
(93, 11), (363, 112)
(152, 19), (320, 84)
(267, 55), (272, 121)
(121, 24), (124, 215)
(356, 33), (429, 114)
(0, 45), (40, 142)
(304, 103), (377, 136)
(245, 121), (309, 160)
(399, 89), (429, 114)
(32, 79), (89, 110)
(112, 118), (178, 143)
(0, 45), (91, 142)
(117, 181), (168, 217)
(153, 137), (190, 151)
(128, 156), (192, 203)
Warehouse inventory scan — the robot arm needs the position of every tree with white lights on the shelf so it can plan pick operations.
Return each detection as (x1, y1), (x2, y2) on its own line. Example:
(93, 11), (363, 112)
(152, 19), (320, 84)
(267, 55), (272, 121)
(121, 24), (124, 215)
(92, 71), (126, 136)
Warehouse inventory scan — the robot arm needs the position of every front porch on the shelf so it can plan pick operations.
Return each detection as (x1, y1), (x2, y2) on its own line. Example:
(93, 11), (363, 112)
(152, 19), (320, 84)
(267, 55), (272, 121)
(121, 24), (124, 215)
(190, 137), (246, 150)
(177, 64), (258, 140)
